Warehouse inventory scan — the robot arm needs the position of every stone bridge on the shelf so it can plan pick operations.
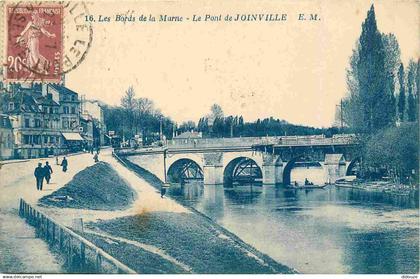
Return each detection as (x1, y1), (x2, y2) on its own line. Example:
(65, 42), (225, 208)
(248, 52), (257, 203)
(117, 134), (359, 186)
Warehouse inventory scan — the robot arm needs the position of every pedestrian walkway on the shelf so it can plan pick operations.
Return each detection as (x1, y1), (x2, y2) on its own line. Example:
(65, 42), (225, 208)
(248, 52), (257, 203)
(0, 152), (95, 273)
(0, 149), (187, 273)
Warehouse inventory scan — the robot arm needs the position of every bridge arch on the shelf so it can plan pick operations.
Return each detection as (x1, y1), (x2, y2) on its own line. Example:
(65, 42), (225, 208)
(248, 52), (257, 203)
(282, 155), (318, 186)
(167, 158), (204, 183)
(223, 157), (263, 186)
(346, 157), (361, 176)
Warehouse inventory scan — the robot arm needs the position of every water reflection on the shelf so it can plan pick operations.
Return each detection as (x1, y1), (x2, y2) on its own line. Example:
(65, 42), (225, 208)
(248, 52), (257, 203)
(166, 168), (419, 274)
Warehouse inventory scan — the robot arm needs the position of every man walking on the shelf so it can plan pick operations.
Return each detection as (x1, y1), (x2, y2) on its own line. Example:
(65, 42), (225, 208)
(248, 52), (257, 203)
(34, 163), (45, 191)
(61, 157), (68, 172)
(44, 161), (53, 184)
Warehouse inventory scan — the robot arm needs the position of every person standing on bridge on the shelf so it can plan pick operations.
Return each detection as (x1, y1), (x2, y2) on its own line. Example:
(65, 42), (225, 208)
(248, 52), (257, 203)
(61, 157), (68, 172)
(34, 162), (45, 191)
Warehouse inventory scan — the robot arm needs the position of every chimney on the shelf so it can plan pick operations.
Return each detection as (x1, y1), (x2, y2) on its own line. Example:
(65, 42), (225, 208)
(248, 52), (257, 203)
(42, 84), (48, 96)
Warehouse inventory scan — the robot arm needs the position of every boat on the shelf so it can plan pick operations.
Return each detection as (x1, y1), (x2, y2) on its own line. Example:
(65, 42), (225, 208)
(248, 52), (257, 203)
(287, 182), (329, 190)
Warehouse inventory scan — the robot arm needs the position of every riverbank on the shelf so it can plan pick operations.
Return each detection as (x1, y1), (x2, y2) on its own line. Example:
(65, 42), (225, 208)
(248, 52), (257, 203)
(36, 150), (295, 274)
(335, 180), (419, 208)
(40, 161), (137, 210)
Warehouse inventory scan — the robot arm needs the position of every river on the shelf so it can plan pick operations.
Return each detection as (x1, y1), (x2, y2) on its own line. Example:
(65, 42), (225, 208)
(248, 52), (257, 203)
(166, 167), (419, 274)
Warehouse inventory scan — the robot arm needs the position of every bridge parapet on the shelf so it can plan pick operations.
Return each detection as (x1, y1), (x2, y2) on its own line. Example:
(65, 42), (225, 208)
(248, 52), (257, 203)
(167, 134), (357, 150)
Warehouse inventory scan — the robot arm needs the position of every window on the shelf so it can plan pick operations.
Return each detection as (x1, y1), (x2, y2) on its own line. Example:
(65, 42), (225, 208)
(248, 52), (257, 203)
(23, 135), (30, 144)
(8, 102), (14, 111)
(71, 107), (76, 114)
(49, 107), (53, 114)
(62, 118), (69, 129)
(24, 119), (30, 128)
(44, 136), (48, 144)
(34, 119), (41, 128)
(63, 106), (69, 114)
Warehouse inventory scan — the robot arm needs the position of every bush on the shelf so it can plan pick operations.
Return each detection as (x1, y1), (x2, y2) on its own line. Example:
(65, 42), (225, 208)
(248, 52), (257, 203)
(365, 122), (419, 183)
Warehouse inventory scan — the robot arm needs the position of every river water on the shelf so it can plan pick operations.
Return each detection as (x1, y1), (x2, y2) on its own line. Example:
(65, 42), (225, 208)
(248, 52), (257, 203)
(166, 167), (419, 274)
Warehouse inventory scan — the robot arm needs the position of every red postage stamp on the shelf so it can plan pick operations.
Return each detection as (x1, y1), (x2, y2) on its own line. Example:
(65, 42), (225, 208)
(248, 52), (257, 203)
(5, 3), (63, 82)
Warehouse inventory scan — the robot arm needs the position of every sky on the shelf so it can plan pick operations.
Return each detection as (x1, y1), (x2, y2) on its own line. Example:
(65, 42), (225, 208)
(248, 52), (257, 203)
(66, 0), (419, 128)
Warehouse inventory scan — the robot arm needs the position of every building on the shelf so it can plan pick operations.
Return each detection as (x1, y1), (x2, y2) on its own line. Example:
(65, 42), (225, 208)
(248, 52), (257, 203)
(0, 84), (85, 158)
(173, 131), (202, 144)
(0, 114), (14, 159)
(81, 99), (106, 147)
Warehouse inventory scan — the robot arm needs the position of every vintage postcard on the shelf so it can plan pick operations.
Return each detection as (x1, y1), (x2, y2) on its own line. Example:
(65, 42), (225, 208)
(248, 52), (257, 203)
(0, 0), (418, 277)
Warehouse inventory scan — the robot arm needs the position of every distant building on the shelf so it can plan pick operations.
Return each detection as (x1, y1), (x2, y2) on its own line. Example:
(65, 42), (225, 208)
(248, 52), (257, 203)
(80, 114), (94, 147)
(0, 114), (14, 159)
(173, 131), (202, 144)
(81, 99), (106, 147)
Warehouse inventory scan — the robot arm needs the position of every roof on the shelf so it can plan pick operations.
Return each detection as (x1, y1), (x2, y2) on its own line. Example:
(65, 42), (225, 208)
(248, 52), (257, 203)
(49, 84), (77, 95)
(0, 92), (41, 113)
(62, 132), (84, 141)
(35, 95), (59, 106)
(324, 154), (345, 165)
(175, 131), (202, 139)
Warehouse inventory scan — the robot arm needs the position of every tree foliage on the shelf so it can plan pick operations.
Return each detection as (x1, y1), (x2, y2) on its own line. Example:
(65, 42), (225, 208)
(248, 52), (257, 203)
(365, 122), (419, 183)
(104, 86), (175, 144)
(343, 5), (397, 133)
(397, 63), (406, 121)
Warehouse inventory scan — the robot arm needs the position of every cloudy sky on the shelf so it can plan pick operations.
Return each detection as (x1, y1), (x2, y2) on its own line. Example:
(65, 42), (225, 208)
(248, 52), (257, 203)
(66, 0), (419, 127)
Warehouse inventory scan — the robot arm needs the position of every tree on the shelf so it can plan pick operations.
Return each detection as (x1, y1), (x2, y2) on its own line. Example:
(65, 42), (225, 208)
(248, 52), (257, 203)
(208, 103), (224, 125)
(382, 33), (400, 123)
(397, 63), (406, 121)
(178, 121), (196, 133)
(407, 60), (417, 121)
(343, 5), (395, 133)
(416, 58), (420, 121)
(365, 122), (419, 183)
(357, 5), (393, 132)
(120, 86), (136, 136)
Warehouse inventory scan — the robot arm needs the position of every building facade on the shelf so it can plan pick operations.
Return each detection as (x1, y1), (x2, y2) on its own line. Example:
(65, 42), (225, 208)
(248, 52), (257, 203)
(0, 114), (14, 159)
(0, 84), (85, 158)
(81, 99), (106, 147)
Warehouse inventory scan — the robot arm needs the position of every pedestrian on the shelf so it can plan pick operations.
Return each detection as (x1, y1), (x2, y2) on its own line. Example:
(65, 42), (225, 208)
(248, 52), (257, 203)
(55, 155), (59, 165)
(93, 152), (99, 163)
(160, 185), (167, 198)
(61, 157), (68, 172)
(34, 162), (45, 191)
(43, 161), (53, 184)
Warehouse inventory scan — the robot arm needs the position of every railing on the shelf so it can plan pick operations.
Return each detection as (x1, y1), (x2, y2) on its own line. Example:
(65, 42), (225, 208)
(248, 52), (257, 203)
(278, 136), (356, 146)
(167, 136), (280, 149)
(18, 199), (136, 274)
(115, 134), (357, 155)
(167, 134), (357, 149)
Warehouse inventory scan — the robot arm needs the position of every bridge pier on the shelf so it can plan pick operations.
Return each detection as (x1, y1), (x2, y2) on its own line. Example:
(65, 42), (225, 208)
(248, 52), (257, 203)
(262, 164), (284, 185)
(324, 154), (347, 184)
(203, 165), (224, 185)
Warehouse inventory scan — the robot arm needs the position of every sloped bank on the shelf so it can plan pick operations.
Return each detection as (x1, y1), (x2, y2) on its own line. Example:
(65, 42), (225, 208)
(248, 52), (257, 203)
(39, 162), (137, 210)
(108, 154), (296, 274)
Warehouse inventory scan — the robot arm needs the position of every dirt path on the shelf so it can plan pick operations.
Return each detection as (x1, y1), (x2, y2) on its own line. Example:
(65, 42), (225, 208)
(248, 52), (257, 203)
(0, 152), (95, 273)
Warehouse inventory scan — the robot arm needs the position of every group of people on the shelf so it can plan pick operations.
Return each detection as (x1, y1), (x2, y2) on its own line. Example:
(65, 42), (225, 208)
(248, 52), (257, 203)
(34, 157), (68, 191)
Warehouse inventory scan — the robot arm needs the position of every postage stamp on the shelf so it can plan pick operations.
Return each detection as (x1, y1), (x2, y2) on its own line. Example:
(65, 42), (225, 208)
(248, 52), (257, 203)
(5, 3), (64, 82)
